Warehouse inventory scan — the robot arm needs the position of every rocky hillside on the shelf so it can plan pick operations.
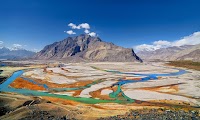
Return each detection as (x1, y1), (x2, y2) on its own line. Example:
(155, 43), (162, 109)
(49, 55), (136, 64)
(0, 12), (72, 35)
(137, 44), (200, 62)
(0, 47), (35, 60)
(34, 34), (142, 62)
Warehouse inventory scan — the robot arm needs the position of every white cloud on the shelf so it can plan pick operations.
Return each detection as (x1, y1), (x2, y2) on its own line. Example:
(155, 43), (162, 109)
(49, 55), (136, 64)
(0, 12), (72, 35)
(153, 40), (171, 46)
(84, 29), (90, 34)
(10, 44), (23, 50)
(0, 41), (3, 45)
(172, 31), (200, 46)
(135, 31), (200, 52)
(64, 30), (76, 35)
(135, 44), (159, 51)
(68, 23), (81, 29)
(88, 32), (97, 37)
(66, 22), (97, 36)
(68, 23), (90, 30)
(79, 23), (90, 29)
(135, 40), (171, 51)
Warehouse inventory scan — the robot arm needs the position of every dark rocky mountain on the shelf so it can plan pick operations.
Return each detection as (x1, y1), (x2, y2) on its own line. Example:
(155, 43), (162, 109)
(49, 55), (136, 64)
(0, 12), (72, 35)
(137, 44), (200, 62)
(34, 34), (142, 62)
(0, 47), (35, 60)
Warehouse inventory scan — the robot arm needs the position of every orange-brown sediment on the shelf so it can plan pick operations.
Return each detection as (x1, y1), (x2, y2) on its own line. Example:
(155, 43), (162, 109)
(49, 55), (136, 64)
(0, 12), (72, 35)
(33, 79), (94, 88)
(10, 77), (45, 90)
(89, 86), (118, 100)
(42, 96), (79, 106)
(139, 84), (179, 93)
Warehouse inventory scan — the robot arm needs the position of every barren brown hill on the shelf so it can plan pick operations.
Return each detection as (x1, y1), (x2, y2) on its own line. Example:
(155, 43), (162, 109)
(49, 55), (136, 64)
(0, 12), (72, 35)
(34, 34), (142, 62)
(137, 44), (200, 62)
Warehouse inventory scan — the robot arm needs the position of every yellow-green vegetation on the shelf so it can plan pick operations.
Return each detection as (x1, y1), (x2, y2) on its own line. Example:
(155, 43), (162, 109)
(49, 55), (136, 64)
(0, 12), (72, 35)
(0, 67), (26, 77)
(0, 65), (45, 77)
(90, 66), (107, 71)
(167, 60), (200, 71)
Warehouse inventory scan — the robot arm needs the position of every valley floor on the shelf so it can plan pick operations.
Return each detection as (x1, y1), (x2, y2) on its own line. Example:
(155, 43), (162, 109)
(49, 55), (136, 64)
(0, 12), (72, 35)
(0, 61), (199, 119)
(167, 60), (200, 71)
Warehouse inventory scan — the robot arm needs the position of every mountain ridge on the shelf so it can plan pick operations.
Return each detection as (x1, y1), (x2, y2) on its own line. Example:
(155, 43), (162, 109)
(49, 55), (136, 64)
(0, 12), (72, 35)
(0, 47), (36, 60)
(137, 44), (200, 62)
(34, 34), (142, 62)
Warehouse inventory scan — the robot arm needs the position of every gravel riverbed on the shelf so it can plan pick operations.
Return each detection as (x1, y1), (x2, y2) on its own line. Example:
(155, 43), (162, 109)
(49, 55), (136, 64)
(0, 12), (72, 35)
(98, 108), (200, 120)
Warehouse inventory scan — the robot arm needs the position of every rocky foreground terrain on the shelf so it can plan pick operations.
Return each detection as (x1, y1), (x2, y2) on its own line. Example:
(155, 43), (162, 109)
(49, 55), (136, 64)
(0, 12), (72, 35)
(34, 34), (142, 62)
(98, 108), (200, 120)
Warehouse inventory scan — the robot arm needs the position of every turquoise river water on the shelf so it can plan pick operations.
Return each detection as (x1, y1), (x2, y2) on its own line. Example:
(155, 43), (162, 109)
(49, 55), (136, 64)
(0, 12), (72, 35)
(0, 67), (187, 104)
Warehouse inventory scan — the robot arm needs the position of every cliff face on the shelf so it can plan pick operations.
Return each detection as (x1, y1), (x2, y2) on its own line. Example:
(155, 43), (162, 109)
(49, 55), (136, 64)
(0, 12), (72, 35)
(34, 34), (142, 62)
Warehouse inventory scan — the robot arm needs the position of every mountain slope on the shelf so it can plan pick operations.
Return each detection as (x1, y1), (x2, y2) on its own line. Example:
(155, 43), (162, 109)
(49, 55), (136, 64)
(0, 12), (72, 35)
(137, 44), (200, 62)
(174, 44), (200, 61)
(0, 47), (35, 59)
(34, 34), (142, 62)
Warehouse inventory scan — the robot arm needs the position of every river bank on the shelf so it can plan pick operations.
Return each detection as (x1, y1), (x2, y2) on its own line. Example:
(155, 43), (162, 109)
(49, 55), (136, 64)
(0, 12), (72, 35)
(0, 61), (200, 119)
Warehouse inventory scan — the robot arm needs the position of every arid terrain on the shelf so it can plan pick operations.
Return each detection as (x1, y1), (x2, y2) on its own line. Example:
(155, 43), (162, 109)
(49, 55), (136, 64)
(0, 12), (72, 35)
(1, 0), (200, 119)
(0, 61), (199, 119)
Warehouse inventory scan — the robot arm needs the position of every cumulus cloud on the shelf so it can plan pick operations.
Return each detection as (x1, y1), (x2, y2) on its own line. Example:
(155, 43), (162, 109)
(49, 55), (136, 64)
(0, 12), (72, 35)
(84, 29), (90, 34)
(89, 32), (97, 37)
(68, 23), (80, 29)
(135, 31), (200, 51)
(66, 22), (97, 36)
(68, 23), (90, 29)
(64, 30), (76, 35)
(172, 32), (200, 46)
(79, 23), (90, 29)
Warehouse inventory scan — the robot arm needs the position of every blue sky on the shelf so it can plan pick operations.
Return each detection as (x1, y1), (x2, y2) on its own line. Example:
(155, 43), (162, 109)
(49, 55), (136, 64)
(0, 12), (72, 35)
(0, 0), (200, 52)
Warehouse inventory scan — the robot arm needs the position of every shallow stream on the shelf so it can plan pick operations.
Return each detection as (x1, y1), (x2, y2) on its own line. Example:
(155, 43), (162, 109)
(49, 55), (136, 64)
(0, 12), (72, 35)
(0, 67), (187, 104)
